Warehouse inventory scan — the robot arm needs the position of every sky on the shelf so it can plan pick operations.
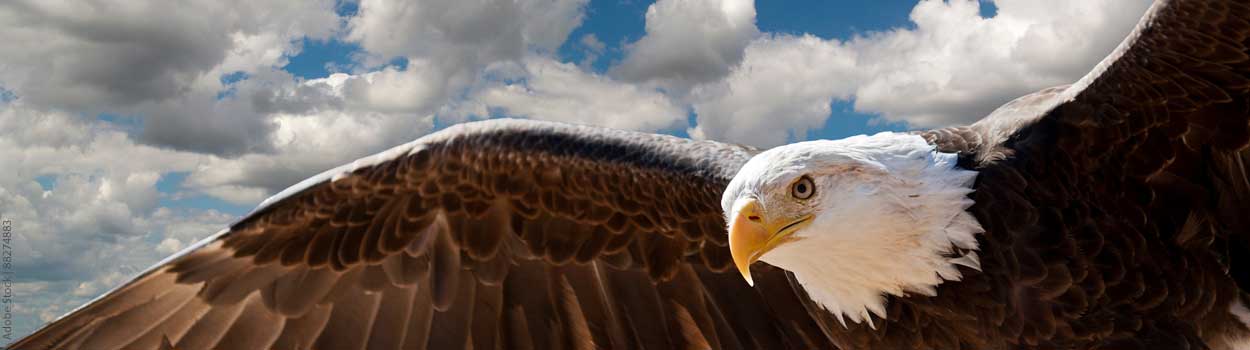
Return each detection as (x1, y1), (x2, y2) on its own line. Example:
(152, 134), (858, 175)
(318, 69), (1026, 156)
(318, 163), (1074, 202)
(0, 0), (1152, 341)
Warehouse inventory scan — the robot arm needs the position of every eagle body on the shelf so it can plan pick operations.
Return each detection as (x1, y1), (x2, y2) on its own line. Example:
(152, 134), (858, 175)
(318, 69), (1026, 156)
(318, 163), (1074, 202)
(13, 0), (1250, 349)
(808, 117), (1250, 349)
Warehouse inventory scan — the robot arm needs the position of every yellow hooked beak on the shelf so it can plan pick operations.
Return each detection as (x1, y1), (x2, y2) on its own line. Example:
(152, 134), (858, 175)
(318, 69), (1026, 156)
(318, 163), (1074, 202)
(729, 198), (812, 286)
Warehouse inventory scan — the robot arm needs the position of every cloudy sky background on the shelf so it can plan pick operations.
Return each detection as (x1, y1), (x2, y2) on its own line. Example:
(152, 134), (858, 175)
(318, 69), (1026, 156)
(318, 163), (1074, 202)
(0, 0), (1151, 340)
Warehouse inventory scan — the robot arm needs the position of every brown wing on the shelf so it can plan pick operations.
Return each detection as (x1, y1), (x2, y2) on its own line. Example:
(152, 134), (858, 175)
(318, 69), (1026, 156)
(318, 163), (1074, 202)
(915, 0), (1250, 347)
(11, 119), (841, 350)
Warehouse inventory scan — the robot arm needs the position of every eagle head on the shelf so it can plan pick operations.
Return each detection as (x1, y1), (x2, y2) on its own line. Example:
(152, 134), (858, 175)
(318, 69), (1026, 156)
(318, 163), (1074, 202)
(720, 132), (982, 326)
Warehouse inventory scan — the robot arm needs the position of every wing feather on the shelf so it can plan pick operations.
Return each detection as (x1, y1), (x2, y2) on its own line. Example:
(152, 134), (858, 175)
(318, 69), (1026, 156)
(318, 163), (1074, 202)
(122, 297), (209, 349)
(426, 270), (475, 350)
(78, 283), (197, 349)
(469, 277), (505, 350)
(12, 119), (847, 349)
(554, 271), (596, 350)
(363, 283), (416, 350)
(914, 0), (1250, 347)
(270, 304), (333, 349)
(215, 294), (285, 349)
(501, 259), (561, 349)
(312, 284), (382, 350)
(173, 296), (246, 349)
(402, 275), (436, 350)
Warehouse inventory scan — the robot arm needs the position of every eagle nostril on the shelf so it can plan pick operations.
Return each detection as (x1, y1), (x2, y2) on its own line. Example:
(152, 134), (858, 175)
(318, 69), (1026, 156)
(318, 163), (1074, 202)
(747, 215), (761, 222)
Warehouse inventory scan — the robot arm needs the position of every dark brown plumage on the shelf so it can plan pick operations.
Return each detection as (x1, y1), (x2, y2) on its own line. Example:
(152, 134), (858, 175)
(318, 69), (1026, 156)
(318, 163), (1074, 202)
(12, 0), (1250, 349)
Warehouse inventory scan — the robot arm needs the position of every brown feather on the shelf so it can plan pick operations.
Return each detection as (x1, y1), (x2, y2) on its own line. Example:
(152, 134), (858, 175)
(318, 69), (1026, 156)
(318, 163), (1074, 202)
(402, 280), (437, 350)
(669, 302), (713, 350)
(123, 297), (210, 349)
(431, 214), (462, 311)
(79, 285), (197, 349)
(428, 271), (476, 350)
(174, 299), (247, 349)
(365, 284), (417, 350)
(313, 286), (383, 350)
(362, 197), (403, 264)
(273, 266), (339, 317)
(214, 294), (285, 349)
(470, 278), (506, 350)
(271, 304), (334, 350)
(554, 273), (597, 350)
(200, 263), (288, 305)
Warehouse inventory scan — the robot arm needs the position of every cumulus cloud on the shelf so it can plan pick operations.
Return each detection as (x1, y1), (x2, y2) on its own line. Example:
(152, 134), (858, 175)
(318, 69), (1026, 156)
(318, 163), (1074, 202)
(161, 0), (597, 199)
(611, 0), (759, 93)
(0, 105), (208, 276)
(689, 35), (858, 146)
(0, 104), (234, 336)
(576, 34), (607, 68)
(340, 61), (457, 114)
(136, 69), (290, 156)
(471, 57), (687, 132)
(689, 0), (1152, 146)
(349, 0), (585, 63)
(186, 107), (436, 203)
(0, 0), (338, 109)
(344, 0), (588, 108)
(850, 0), (1152, 126)
(0, 106), (206, 190)
(148, 71), (438, 204)
(2, 0), (596, 208)
(0, 0), (340, 154)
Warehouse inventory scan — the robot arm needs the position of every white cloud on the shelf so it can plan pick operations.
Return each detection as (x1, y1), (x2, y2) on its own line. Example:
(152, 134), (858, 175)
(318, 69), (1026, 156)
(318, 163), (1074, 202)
(0, 103), (237, 337)
(519, 0), (591, 53)
(0, 1), (340, 155)
(342, 61), (452, 114)
(0, 105), (208, 273)
(136, 69), (294, 156)
(611, 0), (759, 93)
(156, 238), (183, 255)
(347, 0), (586, 66)
(334, 0), (591, 127)
(71, 271), (132, 298)
(473, 57), (687, 132)
(690, 35), (858, 146)
(185, 88), (440, 203)
(576, 34), (606, 68)
(0, 105), (207, 188)
(688, 0), (1152, 146)
(581, 34), (606, 53)
(849, 0), (1151, 126)
(0, 0), (338, 107)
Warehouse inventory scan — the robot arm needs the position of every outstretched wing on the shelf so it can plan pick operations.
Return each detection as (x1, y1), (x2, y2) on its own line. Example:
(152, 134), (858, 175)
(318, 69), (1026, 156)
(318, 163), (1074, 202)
(994, 0), (1250, 284)
(919, 0), (1250, 346)
(13, 119), (837, 350)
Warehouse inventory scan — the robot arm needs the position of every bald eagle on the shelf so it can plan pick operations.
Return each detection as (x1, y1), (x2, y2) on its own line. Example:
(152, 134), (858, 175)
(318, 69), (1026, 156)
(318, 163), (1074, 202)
(15, 0), (1250, 349)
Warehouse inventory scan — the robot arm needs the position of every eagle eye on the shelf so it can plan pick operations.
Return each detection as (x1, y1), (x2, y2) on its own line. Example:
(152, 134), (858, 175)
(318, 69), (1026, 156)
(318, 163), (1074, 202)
(791, 176), (815, 200)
